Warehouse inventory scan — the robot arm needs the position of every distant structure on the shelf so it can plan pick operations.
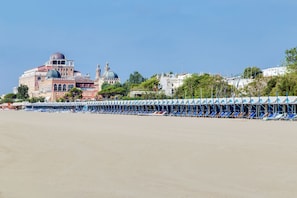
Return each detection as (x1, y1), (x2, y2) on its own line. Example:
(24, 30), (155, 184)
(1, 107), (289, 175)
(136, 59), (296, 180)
(226, 66), (287, 89)
(225, 77), (254, 89)
(262, 66), (287, 77)
(157, 73), (192, 96)
(19, 52), (120, 101)
(94, 63), (120, 92)
(128, 73), (191, 98)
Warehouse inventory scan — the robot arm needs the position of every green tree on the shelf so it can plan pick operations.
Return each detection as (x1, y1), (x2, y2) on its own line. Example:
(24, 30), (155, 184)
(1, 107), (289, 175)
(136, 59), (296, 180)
(243, 78), (267, 97)
(174, 74), (233, 99)
(285, 47), (297, 73)
(242, 66), (263, 79)
(1, 93), (17, 103)
(138, 77), (159, 91)
(17, 84), (29, 100)
(62, 87), (83, 102)
(273, 47), (297, 95)
(98, 83), (126, 99)
(29, 96), (45, 103)
(127, 71), (146, 85)
(101, 82), (110, 90)
(121, 71), (146, 97)
(263, 77), (279, 96)
(285, 47), (297, 65)
(276, 73), (297, 96)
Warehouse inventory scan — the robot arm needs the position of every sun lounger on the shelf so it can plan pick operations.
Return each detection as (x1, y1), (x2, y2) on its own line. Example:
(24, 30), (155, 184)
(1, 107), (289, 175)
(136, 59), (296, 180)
(224, 111), (232, 118)
(203, 112), (209, 117)
(263, 113), (281, 120)
(210, 112), (217, 118)
(283, 113), (297, 120)
(247, 112), (256, 119)
(236, 112), (246, 118)
(198, 111), (204, 117)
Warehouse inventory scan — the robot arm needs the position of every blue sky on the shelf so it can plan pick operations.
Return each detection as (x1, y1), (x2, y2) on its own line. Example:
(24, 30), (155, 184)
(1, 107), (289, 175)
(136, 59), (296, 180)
(1, 0), (297, 95)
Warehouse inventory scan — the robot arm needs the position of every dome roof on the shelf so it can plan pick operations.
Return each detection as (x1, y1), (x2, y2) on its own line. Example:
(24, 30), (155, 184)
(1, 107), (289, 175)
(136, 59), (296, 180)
(50, 52), (65, 60)
(103, 71), (119, 80)
(46, 70), (61, 78)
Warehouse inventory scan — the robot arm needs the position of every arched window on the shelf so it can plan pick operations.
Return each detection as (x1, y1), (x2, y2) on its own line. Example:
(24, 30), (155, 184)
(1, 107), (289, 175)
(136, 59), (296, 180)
(63, 84), (66, 91)
(54, 84), (57, 91)
(58, 84), (62, 91)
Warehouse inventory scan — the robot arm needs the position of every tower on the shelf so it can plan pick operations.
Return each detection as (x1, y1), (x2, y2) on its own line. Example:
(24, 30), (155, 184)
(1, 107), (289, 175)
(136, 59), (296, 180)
(96, 64), (101, 80)
(105, 62), (110, 72)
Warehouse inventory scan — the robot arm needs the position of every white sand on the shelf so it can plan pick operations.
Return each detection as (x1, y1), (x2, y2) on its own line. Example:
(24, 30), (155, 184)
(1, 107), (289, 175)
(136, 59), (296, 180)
(0, 110), (297, 198)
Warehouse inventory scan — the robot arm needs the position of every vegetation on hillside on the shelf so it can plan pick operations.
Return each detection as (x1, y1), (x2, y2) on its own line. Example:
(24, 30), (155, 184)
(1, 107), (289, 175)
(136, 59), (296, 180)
(174, 74), (233, 99)
(241, 47), (297, 97)
(95, 46), (297, 99)
(242, 66), (263, 79)
(2, 47), (297, 104)
(98, 82), (126, 99)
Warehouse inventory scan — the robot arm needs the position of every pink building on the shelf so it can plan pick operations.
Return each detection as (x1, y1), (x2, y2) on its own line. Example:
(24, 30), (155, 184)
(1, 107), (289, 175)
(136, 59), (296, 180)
(19, 52), (120, 101)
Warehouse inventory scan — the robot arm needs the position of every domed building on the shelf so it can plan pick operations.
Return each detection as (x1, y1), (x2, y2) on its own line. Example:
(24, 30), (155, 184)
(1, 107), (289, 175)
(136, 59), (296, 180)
(19, 52), (99, 101)
(50, 52), (65, 60)
(46, 70), (61, 79)
(95, 63), (120, 91)
(44, 52), (74, 78)
(103, 70), (119, 81)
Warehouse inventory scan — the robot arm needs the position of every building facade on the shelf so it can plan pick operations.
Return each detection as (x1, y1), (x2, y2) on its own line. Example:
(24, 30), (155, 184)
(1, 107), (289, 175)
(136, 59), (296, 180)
(94, 63), (120, 92)
(19, 52), (120, 101)
(262, 66), (287, 77)
(157, 73), (192, 97)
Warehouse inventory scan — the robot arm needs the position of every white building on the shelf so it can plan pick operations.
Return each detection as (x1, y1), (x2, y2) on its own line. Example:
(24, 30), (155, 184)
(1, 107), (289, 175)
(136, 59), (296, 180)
(226, 77), (254, 89)
(157, 73), (192, 96)
(226, 66), (287, 89)
(262, 66), (287, 77)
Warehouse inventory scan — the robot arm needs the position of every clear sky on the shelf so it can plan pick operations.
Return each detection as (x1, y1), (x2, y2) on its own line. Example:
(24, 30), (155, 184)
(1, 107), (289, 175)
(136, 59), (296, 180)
(1, 0), (297, 95)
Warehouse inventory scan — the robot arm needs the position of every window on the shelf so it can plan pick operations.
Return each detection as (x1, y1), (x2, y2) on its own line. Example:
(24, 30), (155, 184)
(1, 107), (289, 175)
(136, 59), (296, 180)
(58, 84), (62, 91)
(68, 84), (74, 90)
(63, 84), (66, 91)
(54, 84), (57, 91)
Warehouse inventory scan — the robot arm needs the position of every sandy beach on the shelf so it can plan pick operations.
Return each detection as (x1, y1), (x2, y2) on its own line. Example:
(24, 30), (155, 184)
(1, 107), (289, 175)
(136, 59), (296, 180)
(0, 110), (297, 198)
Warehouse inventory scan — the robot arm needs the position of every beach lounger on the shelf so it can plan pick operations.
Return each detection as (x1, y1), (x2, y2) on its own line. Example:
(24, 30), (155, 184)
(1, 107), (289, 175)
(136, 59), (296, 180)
(237, 112), (246, 118)
(283, 113), (297, 120)
(232, 112), (239, 118)
(217, 112), (222, 118)
(263, 113), (278, 120)
(224, 111), (232, 118)
(247, 112), (256, 119)
(203, 112), (209, 117)
(210, 111), (217, 118)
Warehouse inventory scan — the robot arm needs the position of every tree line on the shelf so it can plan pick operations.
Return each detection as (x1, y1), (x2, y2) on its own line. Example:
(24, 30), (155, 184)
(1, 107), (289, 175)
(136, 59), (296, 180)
(97, 47), (297, 99)
(2, 46), (297, 104)
(242, 48), (297, 96)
